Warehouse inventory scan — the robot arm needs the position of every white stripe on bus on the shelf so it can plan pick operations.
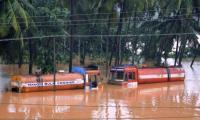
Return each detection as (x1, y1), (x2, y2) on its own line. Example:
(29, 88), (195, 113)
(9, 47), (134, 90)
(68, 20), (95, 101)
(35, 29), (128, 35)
(139, 73), (185, 79)
(170, 73), (185, 78)
(22, 79), (84, 87)
(139, 74), (168, 79)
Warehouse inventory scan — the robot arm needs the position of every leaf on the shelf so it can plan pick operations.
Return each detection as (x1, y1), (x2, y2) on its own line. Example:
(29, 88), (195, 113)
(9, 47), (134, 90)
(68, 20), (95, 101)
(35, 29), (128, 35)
(18, 3), (29, 28)
(0, 13), (9, 37)
(7, 0), (20, 33)
(177, 0), (182, 10)
(186, 0), (192, 17)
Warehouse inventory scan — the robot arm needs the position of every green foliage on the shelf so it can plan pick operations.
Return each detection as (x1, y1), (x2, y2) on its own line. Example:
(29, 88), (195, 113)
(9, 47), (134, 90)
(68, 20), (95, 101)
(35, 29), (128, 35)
(0, 0), (200, 73)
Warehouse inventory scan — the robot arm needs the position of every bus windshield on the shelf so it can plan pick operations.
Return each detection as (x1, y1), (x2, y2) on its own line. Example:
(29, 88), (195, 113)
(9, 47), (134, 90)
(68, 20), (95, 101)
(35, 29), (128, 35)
(111, 71), (124, 81)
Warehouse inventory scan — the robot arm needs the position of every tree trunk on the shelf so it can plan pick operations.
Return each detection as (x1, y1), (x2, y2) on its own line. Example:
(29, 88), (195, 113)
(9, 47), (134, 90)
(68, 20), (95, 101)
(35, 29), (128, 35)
(28, 39), (33, 74)
(120, 40), (124, 64)
(156, 39), (165, 66)
(131, 12), (136, 64)
(114, 0), (125, 66)
(105, 38), (109, 76)
(105, 14), (113, 76)
(80, 41), (86, 65)
(18, 44), (23, 69)
(106, 14), (112, 67)
(190, 54), (197, 67)
(118, 37), (122, 65)
(78, 38), (81, 65)
(190, 45), (199, 67)
(109, 50), (113, 66)
(174, 36), (179, 66)
(178, 36), (187, 66)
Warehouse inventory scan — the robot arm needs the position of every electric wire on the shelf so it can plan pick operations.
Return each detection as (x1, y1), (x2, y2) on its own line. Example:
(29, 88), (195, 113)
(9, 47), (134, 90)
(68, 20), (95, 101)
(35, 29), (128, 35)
(1, 17), (198, 26)
(33, 17), (198, 26)
(1, 6), (200, 20)
(0, 32), (198, 42)
(1, 12), (199, 25)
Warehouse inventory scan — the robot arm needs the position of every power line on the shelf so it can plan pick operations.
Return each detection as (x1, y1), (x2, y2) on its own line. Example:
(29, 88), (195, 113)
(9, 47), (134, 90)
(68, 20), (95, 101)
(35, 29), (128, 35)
(52, 13), (200, 22)
(15, 18), (197, 28)
(1, 6), (200, 20)
(0, 32), (197, 42)
(1, 14), (199, 26)
(67, 6), (200, 17)
(0, 35), (66, 42)
(66, 33), (196, 37)
(1, 6), (200, 23)
(34, 18), (198, 26)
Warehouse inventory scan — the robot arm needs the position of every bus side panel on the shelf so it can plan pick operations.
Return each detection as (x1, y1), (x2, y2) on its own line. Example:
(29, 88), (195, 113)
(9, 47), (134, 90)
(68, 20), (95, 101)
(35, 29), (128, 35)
(169, 67), (185, 81)
(138, 68), (168, 84)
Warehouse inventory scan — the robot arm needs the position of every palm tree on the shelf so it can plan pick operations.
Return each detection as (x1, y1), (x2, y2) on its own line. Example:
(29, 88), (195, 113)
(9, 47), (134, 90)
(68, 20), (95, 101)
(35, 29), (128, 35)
(0, 0), (33, 38)
(139, 0), (198, 66)
(0, 0), (34, 68)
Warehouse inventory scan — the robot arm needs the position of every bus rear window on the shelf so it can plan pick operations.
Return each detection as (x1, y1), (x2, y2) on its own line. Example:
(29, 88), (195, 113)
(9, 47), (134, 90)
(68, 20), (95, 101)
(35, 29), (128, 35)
(116, 71), (124, 79)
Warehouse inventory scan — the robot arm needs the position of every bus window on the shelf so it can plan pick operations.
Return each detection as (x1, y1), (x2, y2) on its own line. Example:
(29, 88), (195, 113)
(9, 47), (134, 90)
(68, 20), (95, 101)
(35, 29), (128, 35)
(116, 71), (124, 80)
(89, 75), (97, 82)
(110, 71), (124, 81)
(128, 72), (135, 80)
(89, 75), (97, 88)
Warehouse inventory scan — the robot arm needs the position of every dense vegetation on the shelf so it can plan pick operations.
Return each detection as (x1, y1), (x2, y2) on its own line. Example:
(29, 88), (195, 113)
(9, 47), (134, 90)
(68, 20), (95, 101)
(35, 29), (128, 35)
(0, 0), (200, 74)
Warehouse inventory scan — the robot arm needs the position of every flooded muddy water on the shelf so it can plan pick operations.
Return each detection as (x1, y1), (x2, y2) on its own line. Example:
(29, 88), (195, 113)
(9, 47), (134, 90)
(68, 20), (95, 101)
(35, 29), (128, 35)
(0, 62), (200, 119)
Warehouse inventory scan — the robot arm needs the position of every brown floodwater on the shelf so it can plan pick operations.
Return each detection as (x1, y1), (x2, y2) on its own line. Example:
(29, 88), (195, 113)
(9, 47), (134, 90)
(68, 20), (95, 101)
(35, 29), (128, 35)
(0, 62), (200, 119)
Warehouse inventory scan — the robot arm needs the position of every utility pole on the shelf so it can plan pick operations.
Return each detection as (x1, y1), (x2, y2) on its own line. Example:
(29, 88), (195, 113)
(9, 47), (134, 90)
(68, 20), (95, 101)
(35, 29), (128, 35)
(69, 0), (74, 72)
(53, 38), (56, 91)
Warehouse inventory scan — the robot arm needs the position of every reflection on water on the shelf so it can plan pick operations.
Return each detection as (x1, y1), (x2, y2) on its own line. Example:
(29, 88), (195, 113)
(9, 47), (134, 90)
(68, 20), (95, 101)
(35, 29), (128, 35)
(0, 62), (200, 119)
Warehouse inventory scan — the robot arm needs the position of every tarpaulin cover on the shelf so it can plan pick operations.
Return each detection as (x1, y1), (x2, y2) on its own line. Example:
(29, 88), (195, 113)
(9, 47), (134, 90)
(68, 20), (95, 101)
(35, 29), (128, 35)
(71, 66), (86, 75)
